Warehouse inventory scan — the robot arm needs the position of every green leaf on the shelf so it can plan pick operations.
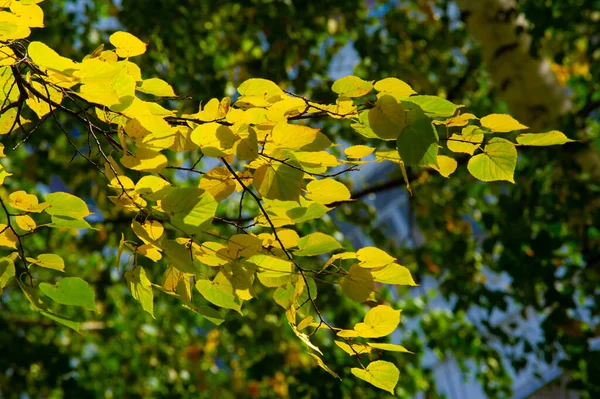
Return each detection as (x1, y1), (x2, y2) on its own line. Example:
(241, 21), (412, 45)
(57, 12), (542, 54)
(516, 130), (575, 146)
(161, 239), (202, 275)
(403, 95), (463, 117)
(183, 304), (226, 325)
(27, 254), (65, 272)
(397, 105), (438, 167)
(371, 263), (417, 286)
(294, 232), (342, 256)
(351, 360), (399, 394)
(467, 137), (517, 183)
(341, 264), (374, 302)
(253, 162), (304, 201)
(247, 254), (293, 287)
(45, 192), (92, 219)
(196, 272), (242, 313)
(367, 94), (405, 140)
(125, 266), (155, 318)
(0, 257), (15, 294)
(40, 310), (82, 332)
(39, 277), (97, 312)
(331, 76), (373, 97)
(162, 187), (218, 238)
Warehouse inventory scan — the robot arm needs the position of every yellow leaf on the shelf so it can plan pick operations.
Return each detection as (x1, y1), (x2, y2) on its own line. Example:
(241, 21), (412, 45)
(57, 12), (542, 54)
(332, 76), (373, 97)
(237, 78), (283, 102)
(272, 229), (299, 249)
(136, 244), (162, 261)
(344, 145), (374, 159)
(374, 77), (416, 97)
(0, 44), (17, 66)
(357, 246), (396, 268)
(0, 165), (11, 184)
(234, 124), (258, 161)
(351, 360), (399, 394)
(137, 78), (175, 97)
(446, 125), (484, 155)
(297, 315), (313, 331)
(132, 220), (163, 244)
(371, 263), (417, 286)
(309, 353), (341, 380)
(190, 122), (236, 157)
(8, 190), (48, 212)
(480, 113), (528, 133)
(341, 264), (374, 302)
(334, 340), (372, 356)
(353, 305), (401, 338)
(27, 254), (64, 272)
(228, 234), (262, 258)
(162, 265), (185, 292)
(367, 343), (412, 353)
(26, 81), (63, 119)
(198, 166), (236, 201)
(428, 155), (458, 178)
(15, 214), (36, 231)
(109, 31), (147, 58)
(271, 122), (322, 150)
(121, 148), (167, 172)
(305, 178), (351, 204)
(0, 11), (30, 40)
(516, 130), (575, 146)
(10, 2), (44, 27)
(0, 224), (17, 249)
(253, 162), (304, 201)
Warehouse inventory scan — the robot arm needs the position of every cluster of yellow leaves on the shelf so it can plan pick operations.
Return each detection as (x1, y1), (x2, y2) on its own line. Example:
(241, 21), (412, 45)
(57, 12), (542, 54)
(0, 5), (577, 393)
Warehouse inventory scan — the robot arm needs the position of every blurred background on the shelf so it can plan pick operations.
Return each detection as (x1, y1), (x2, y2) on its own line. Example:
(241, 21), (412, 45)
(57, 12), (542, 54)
(1, 0), (600, 398)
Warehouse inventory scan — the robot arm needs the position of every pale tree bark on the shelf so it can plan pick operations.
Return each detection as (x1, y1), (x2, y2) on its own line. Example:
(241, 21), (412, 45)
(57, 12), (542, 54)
(455, 0), (571, 130)
(456, 0), (600, 178)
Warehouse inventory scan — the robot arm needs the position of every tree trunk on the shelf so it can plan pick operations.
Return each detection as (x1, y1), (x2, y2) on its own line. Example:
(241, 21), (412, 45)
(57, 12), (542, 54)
(456, 0), (571, 130)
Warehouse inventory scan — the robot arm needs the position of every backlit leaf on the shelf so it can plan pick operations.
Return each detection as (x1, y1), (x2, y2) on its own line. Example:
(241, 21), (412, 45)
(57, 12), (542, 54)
(353, 305), (401, 338)
(345, 145), (374, 159)
(367, 343), (412, 353)
(109, 31), (147, 58)
(516, 130), (575, 146)
(27, 254), (65, 272)
(332, 76), (373, 97)
(371, 263), (416, 286)
(39, 277), (96, 311)
(305, 178), (351, 204)
(397, 105), (438, 167)
(368, 94), (405, 140)
(196, 273), (242, 313)
(467, 137), (517, 183)
(374, 77), (416, 97)
(341, 264), (375, 302)
(480, 113), (528, 132)
(295, 232), (342, 257)
(253, 162), (304, 201)
(137, 78), (175, 97)
(357, 246), (396, 268)
(351, 360), (399, 394)
(125, 267), (154, 318)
